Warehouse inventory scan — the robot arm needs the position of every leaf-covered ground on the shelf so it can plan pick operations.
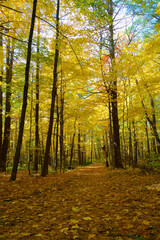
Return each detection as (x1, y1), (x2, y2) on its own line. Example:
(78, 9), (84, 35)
(0, 163), (160, 240)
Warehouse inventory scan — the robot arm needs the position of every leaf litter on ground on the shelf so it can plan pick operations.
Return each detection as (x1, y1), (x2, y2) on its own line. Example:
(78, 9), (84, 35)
(0, 163), (160, 240)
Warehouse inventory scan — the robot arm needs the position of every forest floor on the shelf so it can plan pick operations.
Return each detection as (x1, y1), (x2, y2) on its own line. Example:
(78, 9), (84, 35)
(0, 163), (160, 240)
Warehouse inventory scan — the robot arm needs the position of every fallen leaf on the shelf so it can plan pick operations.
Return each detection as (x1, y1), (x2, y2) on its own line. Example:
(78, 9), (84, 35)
(70, 219), (79, 224)
(60, 227), (69, 233)
(142, 220), (150, 226)
(83, 217), (92, 221)
(72, 224), (79, 229)
(88, 233), (96, 239)
(72, 207), (80, 212)
(35, 234), (43, 237)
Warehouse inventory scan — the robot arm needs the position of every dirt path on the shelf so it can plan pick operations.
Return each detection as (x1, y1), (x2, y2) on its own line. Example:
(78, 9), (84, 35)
(0, 163), (160, 240)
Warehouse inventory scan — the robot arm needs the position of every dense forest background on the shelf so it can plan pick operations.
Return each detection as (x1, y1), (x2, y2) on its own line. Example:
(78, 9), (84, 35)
(0, 0), (160, 180)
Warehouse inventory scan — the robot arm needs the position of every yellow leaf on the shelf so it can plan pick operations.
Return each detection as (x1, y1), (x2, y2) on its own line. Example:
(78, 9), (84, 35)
(142, 220), (150, 226)
(133, 216), (138, 222)
(116, 215), (122, 220)
(88, 233), (96, 239)
(72, 207), (80, 212)
(60, 227), (69, 233)
(83, 217), (92, 221)
(127, 224), (134, 229)
(70, 219), (79, 224)
(73, 236), (79, 239)
(72, 224), (79, 229)
(32, 224), (39, 228)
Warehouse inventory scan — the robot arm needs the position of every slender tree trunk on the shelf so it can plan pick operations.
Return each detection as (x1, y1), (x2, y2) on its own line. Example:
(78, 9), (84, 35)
(78, 126), (81, 165)
(10, 0), (37, 181)
(145, 121), (150, 156)
(0, 38), (14, 172)
(28, 75), (33, 175)
(108, 0), (123, 169)
(55, 96), (59, 171)
(142, 101), (160, 153)
(69, 118), (76, 169)
(128, 122), (133, 166)
(34, 18), (40, 172)
(136, 80), (160, 154)
(122, 101), (127, 167)
(41, 0), (60, 176)
(108, 97), (115, 168)
(127, 80), (133, 166)
(59, 72), (64, 172)
(152, 138), (157, 154)
(90, 131), (93, 163)
(0, 29), (3, 157)
(133, 121), (138, 167)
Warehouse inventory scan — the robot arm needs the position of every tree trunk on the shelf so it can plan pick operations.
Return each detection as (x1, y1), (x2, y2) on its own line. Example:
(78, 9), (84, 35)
(136, 80), (160, 154)
(0, 38), (14, 172)
(28, 75), (33, 175)
(41, 0), (60, 176)
(108, 97), (115, 168)
(133, 121), (138, 167)
(10, 0), (37, 181)
(90, 131), (93, 163)
(145, 121), (150, 156)
(0, 29), (3, 157)
(34, 17), (40, 172)
(108, 0), (123, 169)
(59, 71), (64, 172)
(78, 126), (81, 165)
(69, 118), (76, 169)
(128, 122), (133, 166)
(55, 96), (59, 171)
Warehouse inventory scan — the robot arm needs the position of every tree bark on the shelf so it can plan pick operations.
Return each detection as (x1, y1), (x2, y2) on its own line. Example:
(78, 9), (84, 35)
(0, 38), (14, 172)
(78, 126), (81, 165)
(55, 96), (59, 171)
(0, 29), (3, 157)
(69, 118), (76, 169)
(145, 121), (150, 156)
(136, 80), (160, 154)
(28, 75), (33, 175)
(34, 17), (40, 172)
(59, 70), (64, 172)
(10, 0), (38, 181)
(108, 0), (123, 168)
(41, 0), (60, 176)
(133, 121), (138, 167)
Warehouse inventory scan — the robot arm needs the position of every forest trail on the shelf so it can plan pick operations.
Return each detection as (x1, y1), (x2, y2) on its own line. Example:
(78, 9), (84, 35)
(0, 163), (160, 240)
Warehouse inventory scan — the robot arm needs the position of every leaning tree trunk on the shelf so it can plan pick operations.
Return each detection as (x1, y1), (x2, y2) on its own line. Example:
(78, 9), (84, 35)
(41, 0), (60, 176)
(10, 0), (38, 181)
(108, 0), (123, 168)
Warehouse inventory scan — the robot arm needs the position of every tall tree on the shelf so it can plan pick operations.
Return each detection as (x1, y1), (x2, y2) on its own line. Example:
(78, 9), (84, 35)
(0, 38), (14, 172)
(34, 17), (40, 172)
(41, 0), (60, 176)
(0, 28), (3, 163)
(10, 0), (38, 181)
